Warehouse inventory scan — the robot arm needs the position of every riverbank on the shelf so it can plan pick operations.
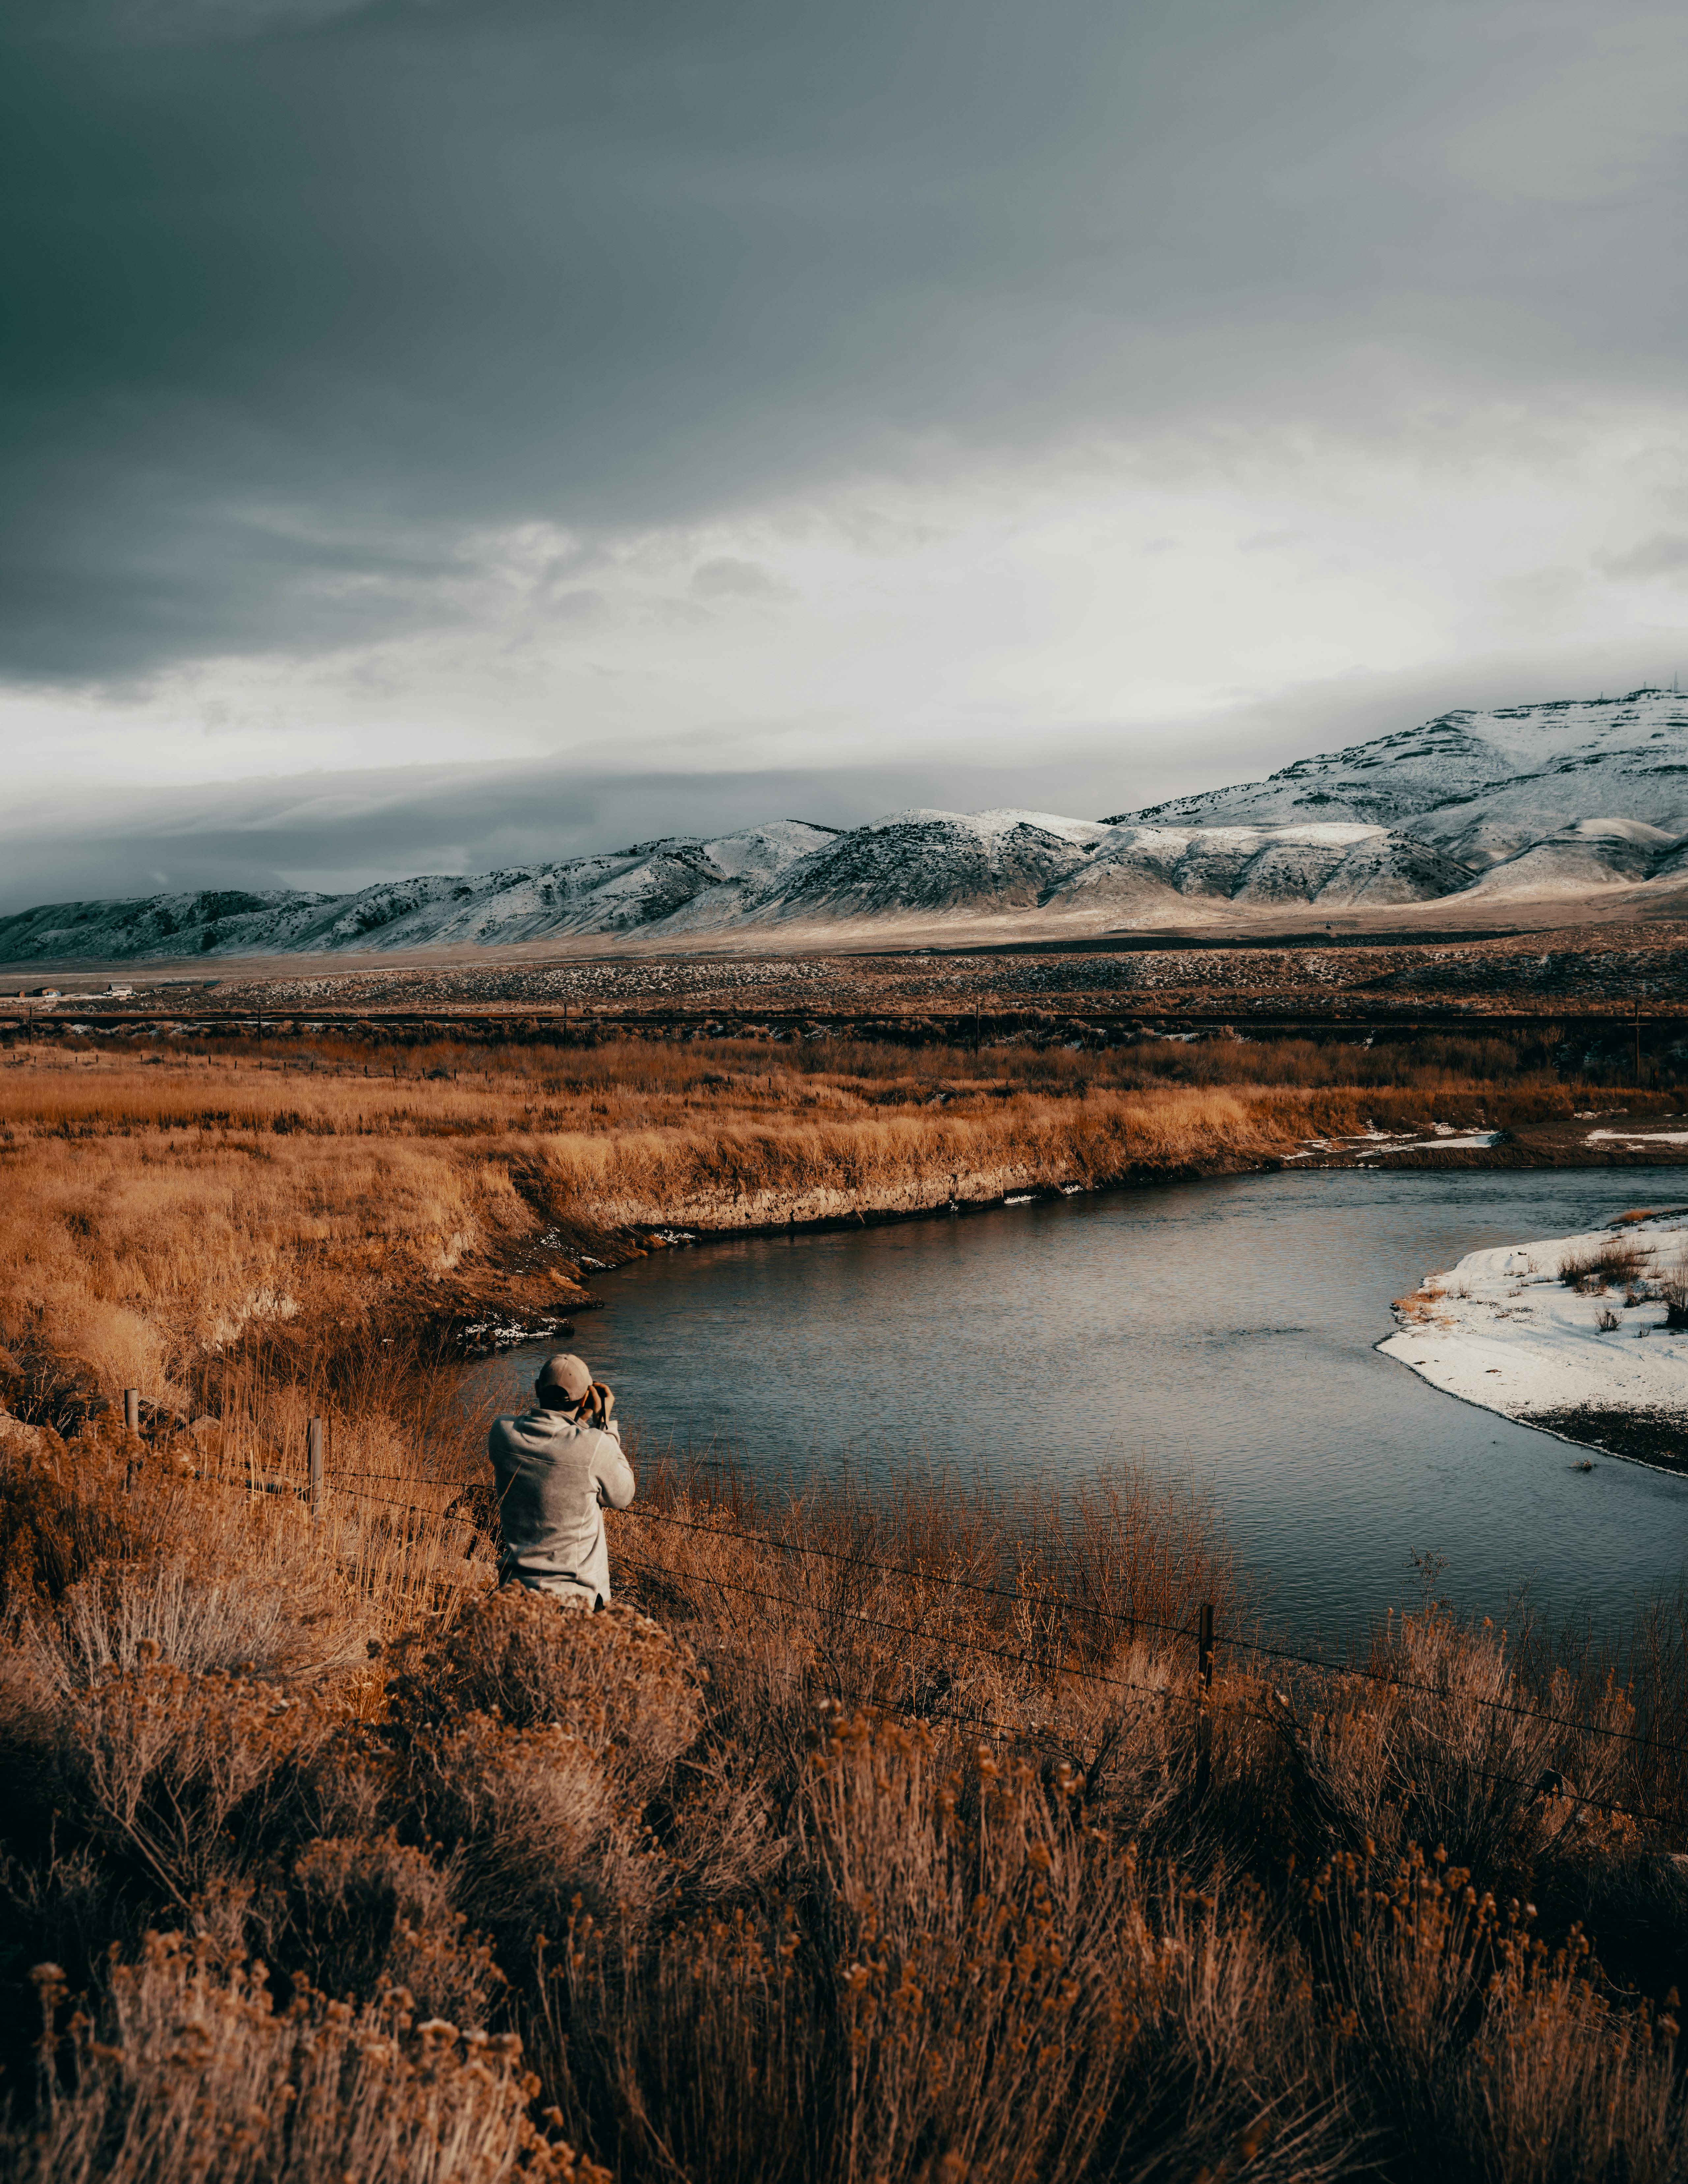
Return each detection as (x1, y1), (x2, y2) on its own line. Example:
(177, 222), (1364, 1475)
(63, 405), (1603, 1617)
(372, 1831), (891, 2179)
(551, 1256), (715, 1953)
(1, 1023), (1685, 1416)
(8, 1040), (1688, 2177)
(0, 1038), (1300, 1414)
(1382, 1208), (1688, 1471)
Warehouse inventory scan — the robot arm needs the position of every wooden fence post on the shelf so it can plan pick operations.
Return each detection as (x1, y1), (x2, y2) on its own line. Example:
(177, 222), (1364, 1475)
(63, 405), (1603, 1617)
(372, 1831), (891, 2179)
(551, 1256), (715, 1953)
(1195, 1601), (1214, 1799)
(123, 1387), (140, 1491)
(307, 1417), (324, 1518)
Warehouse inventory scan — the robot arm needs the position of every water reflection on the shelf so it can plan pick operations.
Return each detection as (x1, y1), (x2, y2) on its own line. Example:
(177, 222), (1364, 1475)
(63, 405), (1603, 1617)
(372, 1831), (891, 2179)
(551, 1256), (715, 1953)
(473, 1168), (1688, 1641)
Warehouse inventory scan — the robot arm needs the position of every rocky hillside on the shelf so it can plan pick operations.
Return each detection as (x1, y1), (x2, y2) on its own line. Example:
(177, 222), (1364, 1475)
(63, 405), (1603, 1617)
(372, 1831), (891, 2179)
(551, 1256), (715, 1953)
(1129, 688), (1688, 871)
(6, 689), (1688, 963)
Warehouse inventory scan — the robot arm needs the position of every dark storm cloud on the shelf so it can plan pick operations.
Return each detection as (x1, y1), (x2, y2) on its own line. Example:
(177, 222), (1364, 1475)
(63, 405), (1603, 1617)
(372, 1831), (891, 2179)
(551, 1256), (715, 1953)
(1, 0), (1684, 681)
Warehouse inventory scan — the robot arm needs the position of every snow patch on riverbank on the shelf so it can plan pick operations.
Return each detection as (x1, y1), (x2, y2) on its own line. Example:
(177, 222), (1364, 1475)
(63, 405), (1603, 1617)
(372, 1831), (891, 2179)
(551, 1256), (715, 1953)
(1283, 1125), (1502, 1162)
(1379, 1210), (1688, 1431)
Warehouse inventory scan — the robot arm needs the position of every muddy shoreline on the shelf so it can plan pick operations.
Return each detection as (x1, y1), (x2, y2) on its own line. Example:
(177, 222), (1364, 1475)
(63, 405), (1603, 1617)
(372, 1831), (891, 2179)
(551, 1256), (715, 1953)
(1526, 1405), (1688, 1476)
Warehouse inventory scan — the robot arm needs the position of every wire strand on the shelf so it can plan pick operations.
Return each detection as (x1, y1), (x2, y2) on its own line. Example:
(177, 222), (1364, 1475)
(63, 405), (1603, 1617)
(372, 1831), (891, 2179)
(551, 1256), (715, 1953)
(627, 1500), (1193, 1640)
(616, 1549), (1204, 1710)
(172, 1466), (1688, 1781)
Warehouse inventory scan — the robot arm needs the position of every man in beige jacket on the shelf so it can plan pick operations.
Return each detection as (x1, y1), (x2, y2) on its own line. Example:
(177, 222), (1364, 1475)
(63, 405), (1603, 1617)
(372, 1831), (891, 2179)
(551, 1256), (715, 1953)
(487, 1352), (636, 1608)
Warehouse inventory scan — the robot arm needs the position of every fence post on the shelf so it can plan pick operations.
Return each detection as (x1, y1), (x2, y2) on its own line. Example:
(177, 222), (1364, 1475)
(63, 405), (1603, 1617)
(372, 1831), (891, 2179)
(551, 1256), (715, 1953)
(307, 1416), (324, 1518)
(123, 1387), (140, 1491)
(1195, 1601), (1215, 1799)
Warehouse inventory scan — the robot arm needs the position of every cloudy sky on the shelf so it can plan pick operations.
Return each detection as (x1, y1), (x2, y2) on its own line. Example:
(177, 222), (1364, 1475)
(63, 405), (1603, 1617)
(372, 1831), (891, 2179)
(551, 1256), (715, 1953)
(2, 0), (1686, 906)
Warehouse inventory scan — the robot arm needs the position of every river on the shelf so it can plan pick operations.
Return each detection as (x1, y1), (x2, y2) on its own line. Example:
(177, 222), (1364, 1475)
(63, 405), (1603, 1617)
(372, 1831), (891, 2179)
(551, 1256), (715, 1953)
(476, 1167), (1688, 1642)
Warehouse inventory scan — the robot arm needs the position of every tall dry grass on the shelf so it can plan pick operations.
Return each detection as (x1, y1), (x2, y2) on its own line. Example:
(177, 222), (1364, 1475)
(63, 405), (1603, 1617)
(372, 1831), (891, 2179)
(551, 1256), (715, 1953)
(4, 1030), (1688, 2178)
(1, 1393), (1685, 2182)
(2, 1029), (1644, 1419)
(0, 1042), (1305, 1413)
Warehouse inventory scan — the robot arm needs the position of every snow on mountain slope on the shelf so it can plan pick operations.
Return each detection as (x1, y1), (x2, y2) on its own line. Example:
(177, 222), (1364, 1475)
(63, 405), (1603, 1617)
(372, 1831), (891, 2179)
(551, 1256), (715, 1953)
(0, 826), (840, 963)
(10, 691), (1688, 965)
(302, 824), (845, 947)
(1045, 821), (1472, 914)
(699, 819), (841, 882)
(1124, 688), (1688, 865)
(1462, 823), (1663, 899)
(0, 888), (329, 964)
(744, 810), (1109, 921)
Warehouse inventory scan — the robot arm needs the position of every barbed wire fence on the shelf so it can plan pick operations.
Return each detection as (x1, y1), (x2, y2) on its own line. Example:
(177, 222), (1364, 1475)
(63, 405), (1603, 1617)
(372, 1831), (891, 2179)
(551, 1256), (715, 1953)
(126, 1393), (1688, 1830)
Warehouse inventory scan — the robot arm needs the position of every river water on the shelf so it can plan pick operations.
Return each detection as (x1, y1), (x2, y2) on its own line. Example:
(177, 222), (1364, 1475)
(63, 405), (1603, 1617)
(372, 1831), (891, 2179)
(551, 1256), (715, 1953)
(478, 1168), (1688, 1641)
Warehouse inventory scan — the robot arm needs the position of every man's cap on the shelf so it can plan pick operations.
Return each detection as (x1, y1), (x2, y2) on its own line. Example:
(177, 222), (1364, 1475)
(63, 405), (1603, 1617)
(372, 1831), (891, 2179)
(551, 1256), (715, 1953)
(536, 1352), (592, 1401)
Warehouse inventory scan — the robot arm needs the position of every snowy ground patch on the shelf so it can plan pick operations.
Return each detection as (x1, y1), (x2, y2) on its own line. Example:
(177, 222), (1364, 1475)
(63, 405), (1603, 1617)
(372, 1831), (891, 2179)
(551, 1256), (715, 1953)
(1354, 1126), (1502, 1159)
(1379, 1209), (1688, 1462)
(1284, 1125), (1502, 1162)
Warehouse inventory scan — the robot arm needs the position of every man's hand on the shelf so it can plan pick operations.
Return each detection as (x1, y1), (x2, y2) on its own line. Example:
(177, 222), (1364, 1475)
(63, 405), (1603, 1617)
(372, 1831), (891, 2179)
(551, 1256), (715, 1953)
(588, 1380), (615, 1422)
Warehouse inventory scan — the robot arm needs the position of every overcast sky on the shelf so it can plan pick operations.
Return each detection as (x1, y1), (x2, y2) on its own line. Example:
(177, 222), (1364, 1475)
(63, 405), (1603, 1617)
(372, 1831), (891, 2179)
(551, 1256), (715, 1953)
(2, 0), (1686, 905)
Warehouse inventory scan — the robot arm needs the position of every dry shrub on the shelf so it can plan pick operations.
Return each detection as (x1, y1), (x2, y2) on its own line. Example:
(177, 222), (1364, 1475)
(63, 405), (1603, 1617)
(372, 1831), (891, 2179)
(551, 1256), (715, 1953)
(1558, 1238), (1646, 1293)
(0, 1414), (398, 1678)
(1658, 1254), (1688, 1331)
(392, 1588), (702, 1794)
(1272, 1603), (1641, 1882)
(0, 1417), (147, 1622)
(616, 1462), (1239, 1792)
(3, 1933), (596, 2184)
(533, 1714), (1352, 2184)
(388, 1591), (705, 1943)
(1391, 1286), (1449, 1327)
(54, 1663), (331, 1912)
(795, 1719), (1141, 2184)
(43, 1550), (350, 1689)
(1311, 1846), (1687, 2183)
(280, 1832), (503, 2027)
(407, 1715), (624, 1937)
(533, 1898), (818, 2184)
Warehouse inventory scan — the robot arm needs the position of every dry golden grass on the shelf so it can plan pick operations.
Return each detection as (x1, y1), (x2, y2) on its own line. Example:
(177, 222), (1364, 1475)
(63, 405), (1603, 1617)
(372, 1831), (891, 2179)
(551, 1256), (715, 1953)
(0, 1039), (1341, 1410)
(0, 1030), (1589, 1415)
(5, 1029), (1687, 2177)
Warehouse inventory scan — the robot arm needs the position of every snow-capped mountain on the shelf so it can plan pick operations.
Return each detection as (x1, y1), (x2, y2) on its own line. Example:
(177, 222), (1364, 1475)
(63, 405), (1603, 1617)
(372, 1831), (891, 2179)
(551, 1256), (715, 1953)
(1055, 821), (1473, 911)
(753, 810), (1109, 921)
(1126, 688), (1688, 871)
(6, 689), (1688, 964)
(0, 824), (841, 963)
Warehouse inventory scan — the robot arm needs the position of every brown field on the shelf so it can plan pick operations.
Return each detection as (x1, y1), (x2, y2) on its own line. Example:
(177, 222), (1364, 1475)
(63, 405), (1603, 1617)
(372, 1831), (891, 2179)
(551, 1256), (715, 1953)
(2, 1026), (1687, 2179)
(3, 1024), (1674, 1420)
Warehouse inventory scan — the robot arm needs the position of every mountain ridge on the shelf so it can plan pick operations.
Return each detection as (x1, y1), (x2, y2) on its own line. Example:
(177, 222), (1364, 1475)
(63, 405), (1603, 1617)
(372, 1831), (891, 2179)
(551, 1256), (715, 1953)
(6, 689), (1688, 965)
